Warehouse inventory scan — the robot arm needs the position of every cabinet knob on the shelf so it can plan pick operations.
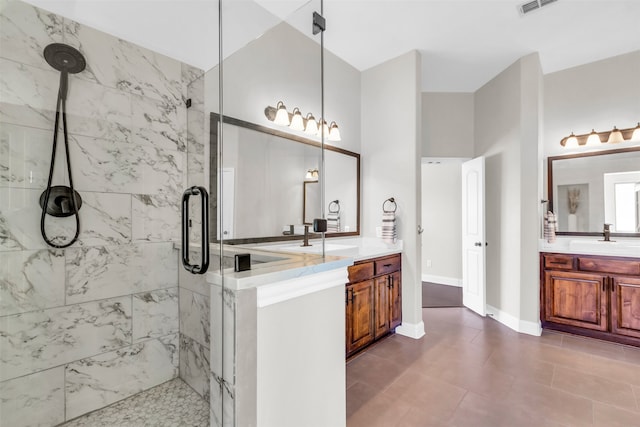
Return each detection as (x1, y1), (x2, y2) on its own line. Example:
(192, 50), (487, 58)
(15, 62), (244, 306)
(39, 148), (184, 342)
(474, 242), (482, 247)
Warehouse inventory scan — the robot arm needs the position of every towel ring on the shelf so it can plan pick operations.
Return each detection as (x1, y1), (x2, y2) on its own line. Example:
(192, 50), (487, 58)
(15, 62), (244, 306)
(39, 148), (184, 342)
(383, 197), (397, 213)
(329, 200), (340, 213)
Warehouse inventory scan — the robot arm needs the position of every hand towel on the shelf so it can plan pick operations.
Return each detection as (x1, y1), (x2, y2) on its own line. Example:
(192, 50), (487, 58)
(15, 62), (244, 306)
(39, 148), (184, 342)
(545, 211), (557, 243)
(327, 211), (341, 232)
(382, 211), (397, 244)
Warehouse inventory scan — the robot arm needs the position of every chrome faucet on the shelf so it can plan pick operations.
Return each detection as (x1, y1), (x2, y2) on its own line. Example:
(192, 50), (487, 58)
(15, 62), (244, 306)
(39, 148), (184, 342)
(603, 224), (611, 242)
(301, 225), (312, 247)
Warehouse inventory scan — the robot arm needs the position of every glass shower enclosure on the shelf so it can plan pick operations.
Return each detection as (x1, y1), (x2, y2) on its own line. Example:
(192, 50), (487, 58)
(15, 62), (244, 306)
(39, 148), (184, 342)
(0, 0), (326, 426)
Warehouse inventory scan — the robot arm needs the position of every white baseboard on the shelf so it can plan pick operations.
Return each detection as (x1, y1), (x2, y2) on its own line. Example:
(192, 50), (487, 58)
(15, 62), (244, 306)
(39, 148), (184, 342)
(395, 321), (425, 339)
(421, 274), (462, 287)
(486, 304), (541, 336)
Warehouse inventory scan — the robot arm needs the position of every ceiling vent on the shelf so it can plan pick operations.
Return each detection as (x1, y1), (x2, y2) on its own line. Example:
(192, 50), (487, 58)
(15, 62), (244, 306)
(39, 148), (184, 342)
(520, 0), (558, 15)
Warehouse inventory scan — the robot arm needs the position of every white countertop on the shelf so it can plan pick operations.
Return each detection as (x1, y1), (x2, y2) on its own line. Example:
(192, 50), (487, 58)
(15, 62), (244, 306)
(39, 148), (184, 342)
(248, 236), (403, 261)
(539, 237), (640, 258)
(205, 237), (403, 291)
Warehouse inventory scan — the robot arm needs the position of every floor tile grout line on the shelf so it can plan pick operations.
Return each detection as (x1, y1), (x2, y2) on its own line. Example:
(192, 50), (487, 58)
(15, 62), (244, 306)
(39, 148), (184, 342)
(548, 367), (639, 415)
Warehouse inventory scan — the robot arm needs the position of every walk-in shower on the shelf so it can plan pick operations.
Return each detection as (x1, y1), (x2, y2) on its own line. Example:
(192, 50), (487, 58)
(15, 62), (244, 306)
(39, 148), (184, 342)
(39, 43), (85, 248)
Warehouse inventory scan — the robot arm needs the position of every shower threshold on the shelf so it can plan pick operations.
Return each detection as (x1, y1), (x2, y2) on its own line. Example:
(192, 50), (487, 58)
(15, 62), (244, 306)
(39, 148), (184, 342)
(60, 378), (209, 427)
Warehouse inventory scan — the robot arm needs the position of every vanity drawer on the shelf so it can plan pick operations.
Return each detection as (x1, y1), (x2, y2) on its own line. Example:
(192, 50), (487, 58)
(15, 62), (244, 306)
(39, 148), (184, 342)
(577, 257), (640, 276)
(375, 255), (401, 276)
(348, 262), (374, 283)
(544, 254), (574, 270)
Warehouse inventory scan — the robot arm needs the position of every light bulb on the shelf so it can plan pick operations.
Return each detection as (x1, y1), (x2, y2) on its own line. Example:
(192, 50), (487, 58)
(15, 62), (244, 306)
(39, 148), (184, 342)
(328, 121), (341, 141)
(304, 113), (318, 135)
(564, 132), (578, 148)
(586, 129), (601, 146)
(631, 123), (640, 142)
(290, 107), (304, 131)
(607, 126), (624, 143)
(273, 101), (290, 126)
(318, 120), (329, 137)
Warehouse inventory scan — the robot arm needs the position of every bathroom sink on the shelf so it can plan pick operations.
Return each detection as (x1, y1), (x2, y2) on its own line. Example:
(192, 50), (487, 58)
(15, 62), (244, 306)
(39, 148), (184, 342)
(264, 243), (357, 254)
(568, 239), (640, 256)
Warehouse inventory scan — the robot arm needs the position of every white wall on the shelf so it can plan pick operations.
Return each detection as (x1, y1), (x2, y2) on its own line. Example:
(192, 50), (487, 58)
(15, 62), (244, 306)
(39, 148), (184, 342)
(422, 92), (474, 158)
(206, 22), (362, 154)
(473, 53), (542, 333)
(361, 50), (424, 337)
(421, 160), (463, 286)
(544, 50), (640, 159)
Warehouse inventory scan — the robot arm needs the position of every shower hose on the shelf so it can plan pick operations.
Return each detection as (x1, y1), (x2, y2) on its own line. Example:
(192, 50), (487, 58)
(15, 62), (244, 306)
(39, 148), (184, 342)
(40, 69), (80, 248)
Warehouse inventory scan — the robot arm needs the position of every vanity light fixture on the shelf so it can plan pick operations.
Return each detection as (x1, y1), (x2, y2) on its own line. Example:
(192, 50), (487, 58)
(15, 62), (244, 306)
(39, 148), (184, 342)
(264, 102), (340, 141)
(305, 169), (319, 181)
(560, 123), (639, 147)
(273, 101), (291, 126)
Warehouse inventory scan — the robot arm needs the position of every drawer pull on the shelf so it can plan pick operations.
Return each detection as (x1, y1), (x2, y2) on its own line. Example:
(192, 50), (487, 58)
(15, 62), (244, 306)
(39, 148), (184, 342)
(383, 263), (393, 268)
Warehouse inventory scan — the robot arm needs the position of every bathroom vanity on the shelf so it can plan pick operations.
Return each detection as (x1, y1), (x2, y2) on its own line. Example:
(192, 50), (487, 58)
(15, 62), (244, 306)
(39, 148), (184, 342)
(199, 238), (402, 427)
(540, 243), (640, 347)
(346, 253), (402, 357)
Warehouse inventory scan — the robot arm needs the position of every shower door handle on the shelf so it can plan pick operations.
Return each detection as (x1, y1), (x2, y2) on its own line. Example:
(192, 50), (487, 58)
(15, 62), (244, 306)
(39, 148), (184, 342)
(182, 186), (209, 274)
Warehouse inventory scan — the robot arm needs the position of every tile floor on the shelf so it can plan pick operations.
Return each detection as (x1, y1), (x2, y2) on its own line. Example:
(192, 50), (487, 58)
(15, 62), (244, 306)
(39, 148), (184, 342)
(347, 307), (640, 427)
(61, 378), (209, 427)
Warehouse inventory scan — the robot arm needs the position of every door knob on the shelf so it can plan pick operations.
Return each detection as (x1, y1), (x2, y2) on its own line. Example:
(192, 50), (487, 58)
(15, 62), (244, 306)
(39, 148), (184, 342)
(474, 242), (482, 247)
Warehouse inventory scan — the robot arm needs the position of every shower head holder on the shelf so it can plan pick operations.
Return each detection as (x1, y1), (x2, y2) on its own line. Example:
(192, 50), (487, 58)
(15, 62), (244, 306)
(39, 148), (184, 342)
(39, 186), (83, 217)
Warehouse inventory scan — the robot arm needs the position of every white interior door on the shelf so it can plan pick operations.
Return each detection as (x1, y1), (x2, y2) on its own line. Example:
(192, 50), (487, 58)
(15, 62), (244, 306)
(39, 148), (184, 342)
(461, 157), (486, 316)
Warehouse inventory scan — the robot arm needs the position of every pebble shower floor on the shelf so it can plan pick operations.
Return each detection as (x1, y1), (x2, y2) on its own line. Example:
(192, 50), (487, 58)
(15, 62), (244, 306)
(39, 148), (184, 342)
(61, 378), (209, 427)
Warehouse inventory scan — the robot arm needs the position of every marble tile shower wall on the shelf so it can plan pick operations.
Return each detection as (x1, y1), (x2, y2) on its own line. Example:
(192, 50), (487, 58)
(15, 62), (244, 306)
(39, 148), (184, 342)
(0, 1), (205, 426)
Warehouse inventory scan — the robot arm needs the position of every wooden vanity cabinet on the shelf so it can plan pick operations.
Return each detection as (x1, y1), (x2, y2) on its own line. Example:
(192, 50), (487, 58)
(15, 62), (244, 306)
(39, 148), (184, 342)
(541, 253), (640, 346)
(346, 279), (375, 355)
(346, 254), (402, 358)
(543, 269), (609, 331)
(610, 276), (640, 339)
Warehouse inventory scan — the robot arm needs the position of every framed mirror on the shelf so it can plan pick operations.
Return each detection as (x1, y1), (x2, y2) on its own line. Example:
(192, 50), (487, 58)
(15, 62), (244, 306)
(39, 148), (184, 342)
(303, 181), (320, 225)
(210, 113), (360, 243)
(547, 146), (640, 236)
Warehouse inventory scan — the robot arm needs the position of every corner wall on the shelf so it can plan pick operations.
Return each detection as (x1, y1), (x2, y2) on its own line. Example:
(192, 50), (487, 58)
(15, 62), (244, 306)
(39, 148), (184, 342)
(473, 53), (542, 334)
(422, 92), (474, 158)
(361, 50), (424, 337)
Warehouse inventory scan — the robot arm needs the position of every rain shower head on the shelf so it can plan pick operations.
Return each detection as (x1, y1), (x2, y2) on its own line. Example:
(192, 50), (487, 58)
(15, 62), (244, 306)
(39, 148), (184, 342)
(44, 43), (86, 74)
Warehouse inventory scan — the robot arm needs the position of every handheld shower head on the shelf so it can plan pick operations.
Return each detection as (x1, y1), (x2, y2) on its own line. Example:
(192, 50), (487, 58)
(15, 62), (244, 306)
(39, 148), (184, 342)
(43, 43), (86, 74)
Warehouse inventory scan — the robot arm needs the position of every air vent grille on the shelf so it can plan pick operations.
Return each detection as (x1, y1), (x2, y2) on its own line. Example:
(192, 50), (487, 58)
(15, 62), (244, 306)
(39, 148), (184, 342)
(520, 0), (558, 15)
(521, 0), (539, 14)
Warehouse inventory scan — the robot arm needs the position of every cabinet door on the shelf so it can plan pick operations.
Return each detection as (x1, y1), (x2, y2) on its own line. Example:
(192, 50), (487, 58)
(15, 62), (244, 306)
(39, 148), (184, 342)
(611, 276), (640, 339)
(374, 277), (390, 339)
(389, 271), (402, 330)
(544, 270), (608, 331)
(346, 280), (375, 356)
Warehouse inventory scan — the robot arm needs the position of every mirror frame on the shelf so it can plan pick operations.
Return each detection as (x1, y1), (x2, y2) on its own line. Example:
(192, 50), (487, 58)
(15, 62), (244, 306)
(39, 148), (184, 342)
(209, 112), (361, 244)
(547, 145), (640, 237)
(302, 181), (320, 225)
